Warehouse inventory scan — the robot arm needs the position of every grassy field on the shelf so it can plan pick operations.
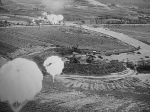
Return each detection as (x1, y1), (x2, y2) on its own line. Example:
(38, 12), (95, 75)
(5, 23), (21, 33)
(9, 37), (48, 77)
(63, 62), (126, 76)
(105, 25), (150, 45)
(0, 25), (134, 55)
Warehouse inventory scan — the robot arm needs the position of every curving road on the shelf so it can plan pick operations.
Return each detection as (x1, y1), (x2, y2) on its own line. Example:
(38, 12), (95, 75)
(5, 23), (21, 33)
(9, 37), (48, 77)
(66, 22), (150, 50)
(66, 22), (150, 62)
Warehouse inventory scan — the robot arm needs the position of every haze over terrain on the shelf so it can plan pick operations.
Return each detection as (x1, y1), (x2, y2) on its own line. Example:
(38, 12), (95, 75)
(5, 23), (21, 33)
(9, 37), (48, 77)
(1, 0), (150, 10)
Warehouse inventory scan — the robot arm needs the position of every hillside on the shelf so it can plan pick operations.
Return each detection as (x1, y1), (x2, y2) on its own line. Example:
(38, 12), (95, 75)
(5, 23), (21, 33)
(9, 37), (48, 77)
(0, 7), (9, 13)
(96, 0), (150, 8)
(1, 0), (43, 10)
(1, 0), (150, 20)
(2, 0), (150, 10)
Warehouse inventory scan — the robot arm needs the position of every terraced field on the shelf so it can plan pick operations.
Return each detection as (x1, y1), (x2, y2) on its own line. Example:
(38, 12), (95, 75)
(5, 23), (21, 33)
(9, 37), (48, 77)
(1, 73), (150, 112)
(58, 74), (150, 92)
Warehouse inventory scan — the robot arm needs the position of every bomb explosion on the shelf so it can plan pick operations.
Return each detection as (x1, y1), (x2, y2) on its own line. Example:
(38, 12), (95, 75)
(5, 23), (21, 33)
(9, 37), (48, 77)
(44, 13), (64, 25)
(31, 12), (64, 25)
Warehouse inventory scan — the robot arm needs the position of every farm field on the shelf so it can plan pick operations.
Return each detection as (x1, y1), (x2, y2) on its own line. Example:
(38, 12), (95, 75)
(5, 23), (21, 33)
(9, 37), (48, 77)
(0, 25), (134, 56)
(105, 25), (150, 45)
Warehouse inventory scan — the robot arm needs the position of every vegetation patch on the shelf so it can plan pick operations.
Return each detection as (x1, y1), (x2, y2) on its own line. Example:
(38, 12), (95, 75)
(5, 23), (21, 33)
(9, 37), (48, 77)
(63, 62), (126, 76)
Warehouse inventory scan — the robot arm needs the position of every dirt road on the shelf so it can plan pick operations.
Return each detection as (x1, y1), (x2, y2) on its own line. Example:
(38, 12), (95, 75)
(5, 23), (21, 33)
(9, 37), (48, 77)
(66, 22), (150, 62)
(66, 23), (150, 50)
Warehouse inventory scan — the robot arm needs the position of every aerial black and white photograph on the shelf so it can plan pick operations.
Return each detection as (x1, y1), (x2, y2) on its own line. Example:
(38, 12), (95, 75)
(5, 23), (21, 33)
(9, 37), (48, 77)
(0, 0), (150, 112)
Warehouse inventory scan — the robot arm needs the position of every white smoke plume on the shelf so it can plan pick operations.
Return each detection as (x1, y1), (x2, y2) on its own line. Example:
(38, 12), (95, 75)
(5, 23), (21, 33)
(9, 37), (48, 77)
(47, 14), (58, 24)
(43, 12), (47, 16)
(57, 15), (64, 21)
(44, 13), (64, 24)
(0, 58), (43, 112)
(43, 56), (64, 83)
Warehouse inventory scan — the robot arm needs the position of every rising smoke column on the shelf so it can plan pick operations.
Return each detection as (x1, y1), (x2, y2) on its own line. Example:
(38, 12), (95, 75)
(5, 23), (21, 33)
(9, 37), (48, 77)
(0, 58), (43, 112)
(47, 14), (57, 24)
(43, 56), (64, 83)
(57, 15), (64, 21)
(46, 13), (64, 24)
